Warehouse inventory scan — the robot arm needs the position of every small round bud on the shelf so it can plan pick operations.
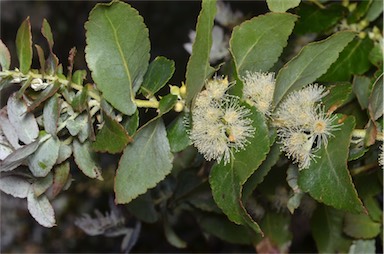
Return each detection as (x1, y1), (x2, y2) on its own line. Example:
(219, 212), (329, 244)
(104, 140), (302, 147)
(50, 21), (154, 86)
(170, 85), (180, 96)
(174, 101), (184, 112)
(179, 83), (187, 98)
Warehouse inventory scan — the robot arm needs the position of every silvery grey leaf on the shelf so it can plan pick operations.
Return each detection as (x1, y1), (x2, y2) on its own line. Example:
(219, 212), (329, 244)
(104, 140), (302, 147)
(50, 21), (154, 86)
(0, 140), (39, 172)
(43, 95), (60, 136)
(56, 142), (72, 164)
(73, 140), (102, 180)
(7, 93), (39, 144)
(0, 175), (31, 198)
(32, 172), (53, 197)
(0, 107), (21, 149)
(27, 190), (56, 227)
(28, 137), (60, 177)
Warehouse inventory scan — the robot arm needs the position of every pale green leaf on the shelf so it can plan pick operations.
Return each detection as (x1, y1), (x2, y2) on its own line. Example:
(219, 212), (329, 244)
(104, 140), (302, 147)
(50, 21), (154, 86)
(43, 94), (59, 136)
(73, 139), (103, 180)
(230, 13), (297, 78)
(344, 213), (381, 239)
(28, 137), (60, 177)
(267, 0), (301, 12)
(365, 0), (383, 21)
(27, 191), (56, 228)
(32, 172), (53, 197)
(115, 119), (173, 204)
(348, 240), (376, 254)
(298, 116), (364, 213)
(56, 142), (72, 164)
(352, 76), (371, 110)
(0, 40), (11, 70)
(273, 31), (355, 106)
(85, 1), (150, 115)
(42, 19), (54, 51)
(185, 0), (216, 105)
(16, 17), (32, 74)
(52, 162), (70, 198)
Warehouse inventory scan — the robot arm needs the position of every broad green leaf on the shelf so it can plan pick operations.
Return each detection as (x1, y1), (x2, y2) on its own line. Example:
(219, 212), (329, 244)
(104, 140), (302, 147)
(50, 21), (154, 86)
(32, 172), (53, 197)
(365, 0), (383, 21)
(92, 111), (132, 154)
(27, 191), (56, 228)
(199, 214), (252, 244)
(344, 212), (381, 239)
(52, 162), (70, 198)
(348, 240), (376, 254)
(16, 17), (32, 74)
(115, 119), (173, 204)
(243, 137), (280, 200)
(230, 13), (297, 78)
(368, 74), (383, 120)
(185, 0), (216, 105)
(266, 0), (301, 12)
(273, 31), (355, 106)
(369, 44), (383, 67)
(311, 205), (352, 253)
(0, 140), (39, 172)
(158, 94), (178, 115)
(141, 56), (175, 97)
(43, 94), (60, 136)
(73, 139), (103, 180)
(299, 116), (364, 213)
(320, 37), (374, 82)
(0, 40), (11, 70)
(42, 19), (54, 51)
(85, 1), (150, 115)
(210, 106), (270, 234)
(352, 76), (371, 110)
(258, 212), (292, 253)
(8, 93), (39, 144)
(126, 192), (158, 223)
(0, 175), (31, 198)
(28, 137), (60, 177)
(294, 3), (347, 35)
(166, 112), (191, 153)
(322, 82), (352, 111)
(122, 109), (139, 136)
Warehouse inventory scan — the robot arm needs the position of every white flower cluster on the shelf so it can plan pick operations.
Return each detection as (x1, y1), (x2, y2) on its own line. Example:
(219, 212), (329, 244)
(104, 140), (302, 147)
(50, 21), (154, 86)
(274, 84), (340, 170)
(242, 71), (276, 116)
(190, 76), (254, 165)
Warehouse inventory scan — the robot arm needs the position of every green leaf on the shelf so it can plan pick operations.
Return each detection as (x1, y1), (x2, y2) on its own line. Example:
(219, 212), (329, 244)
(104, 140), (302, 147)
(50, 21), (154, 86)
(85, 1), (150, 115)
(273, 31), (355, 106)
(258, 212), (292, 252)
(230, 13), (297, 78)
(43, 94), (60, 136)
(352, 76), (372, 110)
(126, 192), (158, 223)
(365, 0), (383, 21)
(344, 212), (381, 239)
(294, 3), (347, 35)
(115, 119), (173, 204)
(42, 19), (54, 51)
(348, 0), (372, 24)
(122, 109), (139, 136)
(158, 94), (178, 115)
(322, 82), (352, 111)
(369, 44), (383, 67)
(243, 136), (280, 200)
(209, 106), (270, 234)
(27, 82), (61, 112)
(368, 73), (383, 120)
(73, 140), (103, 180)
(16, 17), (32, 74)
(0, 140), (39, 172)
(0, 175), (31, 198)
(199, 214), (252, 245)
(348, 240), (376, 254)
(72, 70), (87, 86)
(28, 137), (60, 177)
(320, 37), (374, 82)
(71, 85), (88, 112)
(311, 205), (352, 253)
(52, 162), (70, 198)
(141, 56), (175, 97)
(167, 112), (191, 153)
(298, 115), (364, 213)
(266, 0), (301, 12)
(35, 44), (46, 74)
(92, 111), (132, 154)
(0, 40), (11, 70)
(185, 0), (216, 106)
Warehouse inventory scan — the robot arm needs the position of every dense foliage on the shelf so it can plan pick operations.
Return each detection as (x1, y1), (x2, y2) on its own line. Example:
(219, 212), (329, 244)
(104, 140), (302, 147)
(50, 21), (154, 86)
(0, 0), (382, 252)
